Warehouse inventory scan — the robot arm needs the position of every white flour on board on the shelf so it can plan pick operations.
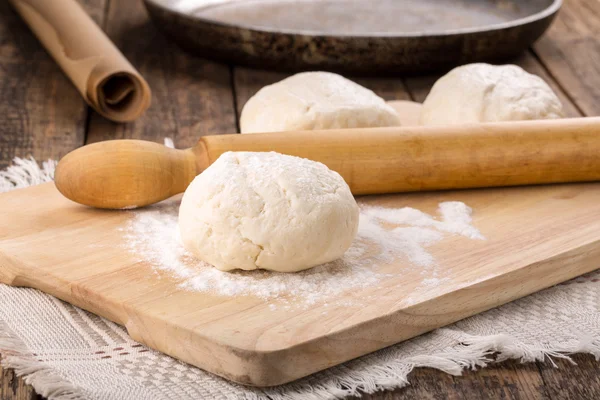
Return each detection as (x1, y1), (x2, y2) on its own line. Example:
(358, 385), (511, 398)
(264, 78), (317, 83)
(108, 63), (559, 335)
(122, 200), (485, 307)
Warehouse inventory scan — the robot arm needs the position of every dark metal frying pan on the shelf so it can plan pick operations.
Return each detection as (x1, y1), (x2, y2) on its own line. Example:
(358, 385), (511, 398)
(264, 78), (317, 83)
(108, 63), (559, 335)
(143, 0), (561, 74)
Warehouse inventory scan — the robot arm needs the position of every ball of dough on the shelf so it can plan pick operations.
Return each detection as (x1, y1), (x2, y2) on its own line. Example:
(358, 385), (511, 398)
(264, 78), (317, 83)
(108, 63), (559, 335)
(179, 151), (359, 273)
(420, 63), (564, 126)
(240, 71), (401, 133)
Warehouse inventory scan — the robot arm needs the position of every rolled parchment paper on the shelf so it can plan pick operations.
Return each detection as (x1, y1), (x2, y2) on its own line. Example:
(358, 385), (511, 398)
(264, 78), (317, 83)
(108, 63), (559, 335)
(9, 0), (151, 122)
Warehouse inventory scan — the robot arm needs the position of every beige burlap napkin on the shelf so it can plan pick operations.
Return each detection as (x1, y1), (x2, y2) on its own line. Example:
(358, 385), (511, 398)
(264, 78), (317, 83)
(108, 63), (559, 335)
(1, 157), (599, 400)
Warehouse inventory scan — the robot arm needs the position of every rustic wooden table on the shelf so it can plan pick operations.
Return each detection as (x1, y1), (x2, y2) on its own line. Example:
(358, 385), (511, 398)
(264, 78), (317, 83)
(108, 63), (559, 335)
(1, 0), (600, 398)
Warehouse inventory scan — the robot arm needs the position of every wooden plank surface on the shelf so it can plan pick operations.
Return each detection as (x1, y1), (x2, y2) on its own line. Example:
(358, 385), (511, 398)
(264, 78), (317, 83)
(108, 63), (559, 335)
(85, 0), (237, 146)
(0, 356), (39, 400)
(0, 1), (99, 169)
(2, 0), (600, 397)
(533, 0), (600, 117)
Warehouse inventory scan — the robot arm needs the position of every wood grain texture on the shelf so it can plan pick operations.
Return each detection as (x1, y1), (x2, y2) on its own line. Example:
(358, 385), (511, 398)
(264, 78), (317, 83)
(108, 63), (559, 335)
(533, 0), (600, 117)
(0, 357), (40, 400)
(85, 0), (237, 147)
(2, 181), (600, 386)
(0, 0), (105, 169)
(538, 354), (600, 399)
(359, 360), (548, 400)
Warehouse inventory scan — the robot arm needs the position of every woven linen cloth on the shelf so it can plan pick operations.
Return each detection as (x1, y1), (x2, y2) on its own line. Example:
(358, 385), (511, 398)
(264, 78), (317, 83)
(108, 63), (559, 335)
(1, 157), (600, 400)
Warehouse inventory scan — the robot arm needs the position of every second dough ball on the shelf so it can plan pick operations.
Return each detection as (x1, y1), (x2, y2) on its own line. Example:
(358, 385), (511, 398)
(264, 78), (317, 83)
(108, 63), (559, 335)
(240, 71), (400, 133)
(420, 63), (564, 125)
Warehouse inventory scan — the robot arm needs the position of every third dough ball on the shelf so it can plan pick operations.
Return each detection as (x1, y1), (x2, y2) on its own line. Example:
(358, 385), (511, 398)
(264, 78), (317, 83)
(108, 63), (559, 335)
(420, 63), (564, 125)
(240, 71), (401, 133)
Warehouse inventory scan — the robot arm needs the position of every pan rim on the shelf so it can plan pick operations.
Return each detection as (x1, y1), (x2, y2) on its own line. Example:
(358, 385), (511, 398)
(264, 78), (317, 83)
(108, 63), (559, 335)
(144, 0), (562, 38)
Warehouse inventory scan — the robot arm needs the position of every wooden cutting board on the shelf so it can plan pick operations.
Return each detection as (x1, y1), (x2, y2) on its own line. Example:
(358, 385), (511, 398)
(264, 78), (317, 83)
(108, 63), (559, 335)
(1, 181), (600, 386)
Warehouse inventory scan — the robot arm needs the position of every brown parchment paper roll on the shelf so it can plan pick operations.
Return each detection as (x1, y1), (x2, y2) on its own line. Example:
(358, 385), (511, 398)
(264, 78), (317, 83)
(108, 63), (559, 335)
(9, 0), (151, 122)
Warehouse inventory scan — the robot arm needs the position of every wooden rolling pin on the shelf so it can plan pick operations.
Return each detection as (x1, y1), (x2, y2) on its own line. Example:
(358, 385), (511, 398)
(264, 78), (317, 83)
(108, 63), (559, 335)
(55, 117), (600, 209)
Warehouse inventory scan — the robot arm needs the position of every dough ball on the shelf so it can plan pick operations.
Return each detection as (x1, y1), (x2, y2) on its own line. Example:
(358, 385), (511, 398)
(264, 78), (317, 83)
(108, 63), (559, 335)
(179, 151), (359, 273)
(240, 71), (401, 133)
(420, 63), (564, 125)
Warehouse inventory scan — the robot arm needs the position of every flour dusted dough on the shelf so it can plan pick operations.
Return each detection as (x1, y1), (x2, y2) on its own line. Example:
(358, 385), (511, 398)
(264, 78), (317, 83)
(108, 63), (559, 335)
(420, 63), (564, 125)
(240, 71), (401, 133)
(179, 152), (359, 273)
